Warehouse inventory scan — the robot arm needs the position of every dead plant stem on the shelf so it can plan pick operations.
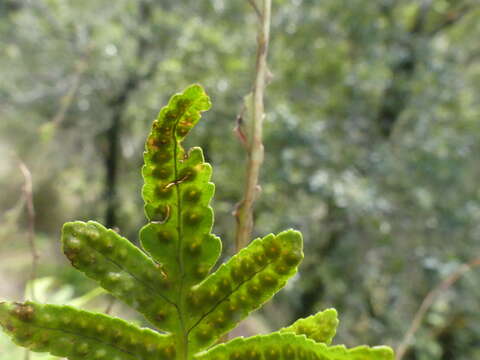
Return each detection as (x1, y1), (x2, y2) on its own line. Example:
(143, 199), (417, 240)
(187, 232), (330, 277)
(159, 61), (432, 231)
(234, 0), (272, 252)
(18, 160), (38, 302)
(396, 257), (480, 360)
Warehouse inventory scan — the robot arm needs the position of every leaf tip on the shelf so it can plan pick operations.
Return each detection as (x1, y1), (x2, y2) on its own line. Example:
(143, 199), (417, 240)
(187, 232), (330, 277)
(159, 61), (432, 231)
(184, 83), (212, 111)
(277, 229), (303, 247)
(276, 229), (304, 267)
(372, 345), (395, 360)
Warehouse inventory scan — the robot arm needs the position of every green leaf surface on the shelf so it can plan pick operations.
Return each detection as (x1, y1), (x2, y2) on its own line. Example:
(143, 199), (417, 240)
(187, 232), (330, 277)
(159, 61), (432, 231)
(62, 221), (178, 332)
(140, 84), (220, 289)
(187, 230), (303, 351)
(280, 308), (339, 345)
(195, 332), (394, 360)
(0, 301), (173, 360)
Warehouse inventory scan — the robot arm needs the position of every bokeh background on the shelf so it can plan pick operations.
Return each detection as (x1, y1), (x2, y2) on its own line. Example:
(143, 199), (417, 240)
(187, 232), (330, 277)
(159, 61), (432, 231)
(1, 0), (480, 359)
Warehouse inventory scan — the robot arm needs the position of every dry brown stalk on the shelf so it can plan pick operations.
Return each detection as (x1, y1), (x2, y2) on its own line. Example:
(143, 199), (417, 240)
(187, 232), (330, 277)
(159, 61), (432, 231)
(396, 257), (480, 360)
(234, 0), (272, 252)
(17, 159), (38, 360)
(18, 160), (39, 302)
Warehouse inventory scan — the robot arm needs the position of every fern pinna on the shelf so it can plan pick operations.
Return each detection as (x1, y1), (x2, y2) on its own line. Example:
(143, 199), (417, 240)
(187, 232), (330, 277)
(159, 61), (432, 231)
(0, 85), (394, 360)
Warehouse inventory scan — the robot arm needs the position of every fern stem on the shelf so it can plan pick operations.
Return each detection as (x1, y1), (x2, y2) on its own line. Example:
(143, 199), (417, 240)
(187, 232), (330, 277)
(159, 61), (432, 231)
(235, 0), (272, 251)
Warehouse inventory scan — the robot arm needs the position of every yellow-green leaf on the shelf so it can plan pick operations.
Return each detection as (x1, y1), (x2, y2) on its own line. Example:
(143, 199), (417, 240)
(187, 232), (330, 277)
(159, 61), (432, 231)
(0, 301), (174, 360)
(195, 332), (394, 360)
(187, 230), (304, 351)
(62, 221), (178, 332)
(280, 308), (339, 344)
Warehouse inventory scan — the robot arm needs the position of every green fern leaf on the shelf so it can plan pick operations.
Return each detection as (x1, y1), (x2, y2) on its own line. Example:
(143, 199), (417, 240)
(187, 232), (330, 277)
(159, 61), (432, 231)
(140, 83), (220, 290)
(195, 332), (394, 360)
(0, 301), (173, 359)
(187, 230), (303, 351)
(280, 308), (339, 345)
(62, 220), (177, 332)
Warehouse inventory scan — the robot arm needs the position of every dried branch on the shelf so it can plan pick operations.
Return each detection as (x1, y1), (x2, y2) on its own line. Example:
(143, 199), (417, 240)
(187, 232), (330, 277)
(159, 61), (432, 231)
(233, 103), (248, 148)
(396, 257), (480, 360)
(234, 0), (272, 252)
(247, 0), (262, 19)
(17, 159), (39, 301)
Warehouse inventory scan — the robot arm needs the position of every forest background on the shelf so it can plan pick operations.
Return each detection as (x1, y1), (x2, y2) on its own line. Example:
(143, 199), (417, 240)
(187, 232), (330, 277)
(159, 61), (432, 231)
(0, 1), (479, 359)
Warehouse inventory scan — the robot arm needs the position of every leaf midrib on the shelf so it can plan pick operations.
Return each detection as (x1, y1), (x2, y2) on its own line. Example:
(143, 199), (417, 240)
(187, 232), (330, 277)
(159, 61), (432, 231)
(172, 104), (190, 360)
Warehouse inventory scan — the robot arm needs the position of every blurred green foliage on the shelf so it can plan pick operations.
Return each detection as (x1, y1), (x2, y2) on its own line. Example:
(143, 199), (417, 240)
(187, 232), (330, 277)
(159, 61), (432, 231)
(0, 1), (479, 359)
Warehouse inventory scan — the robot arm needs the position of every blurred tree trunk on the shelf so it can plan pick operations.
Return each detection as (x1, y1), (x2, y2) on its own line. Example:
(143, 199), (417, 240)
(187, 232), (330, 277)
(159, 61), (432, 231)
(105, 75), (140, 228)
(104, 0), (155, 228)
